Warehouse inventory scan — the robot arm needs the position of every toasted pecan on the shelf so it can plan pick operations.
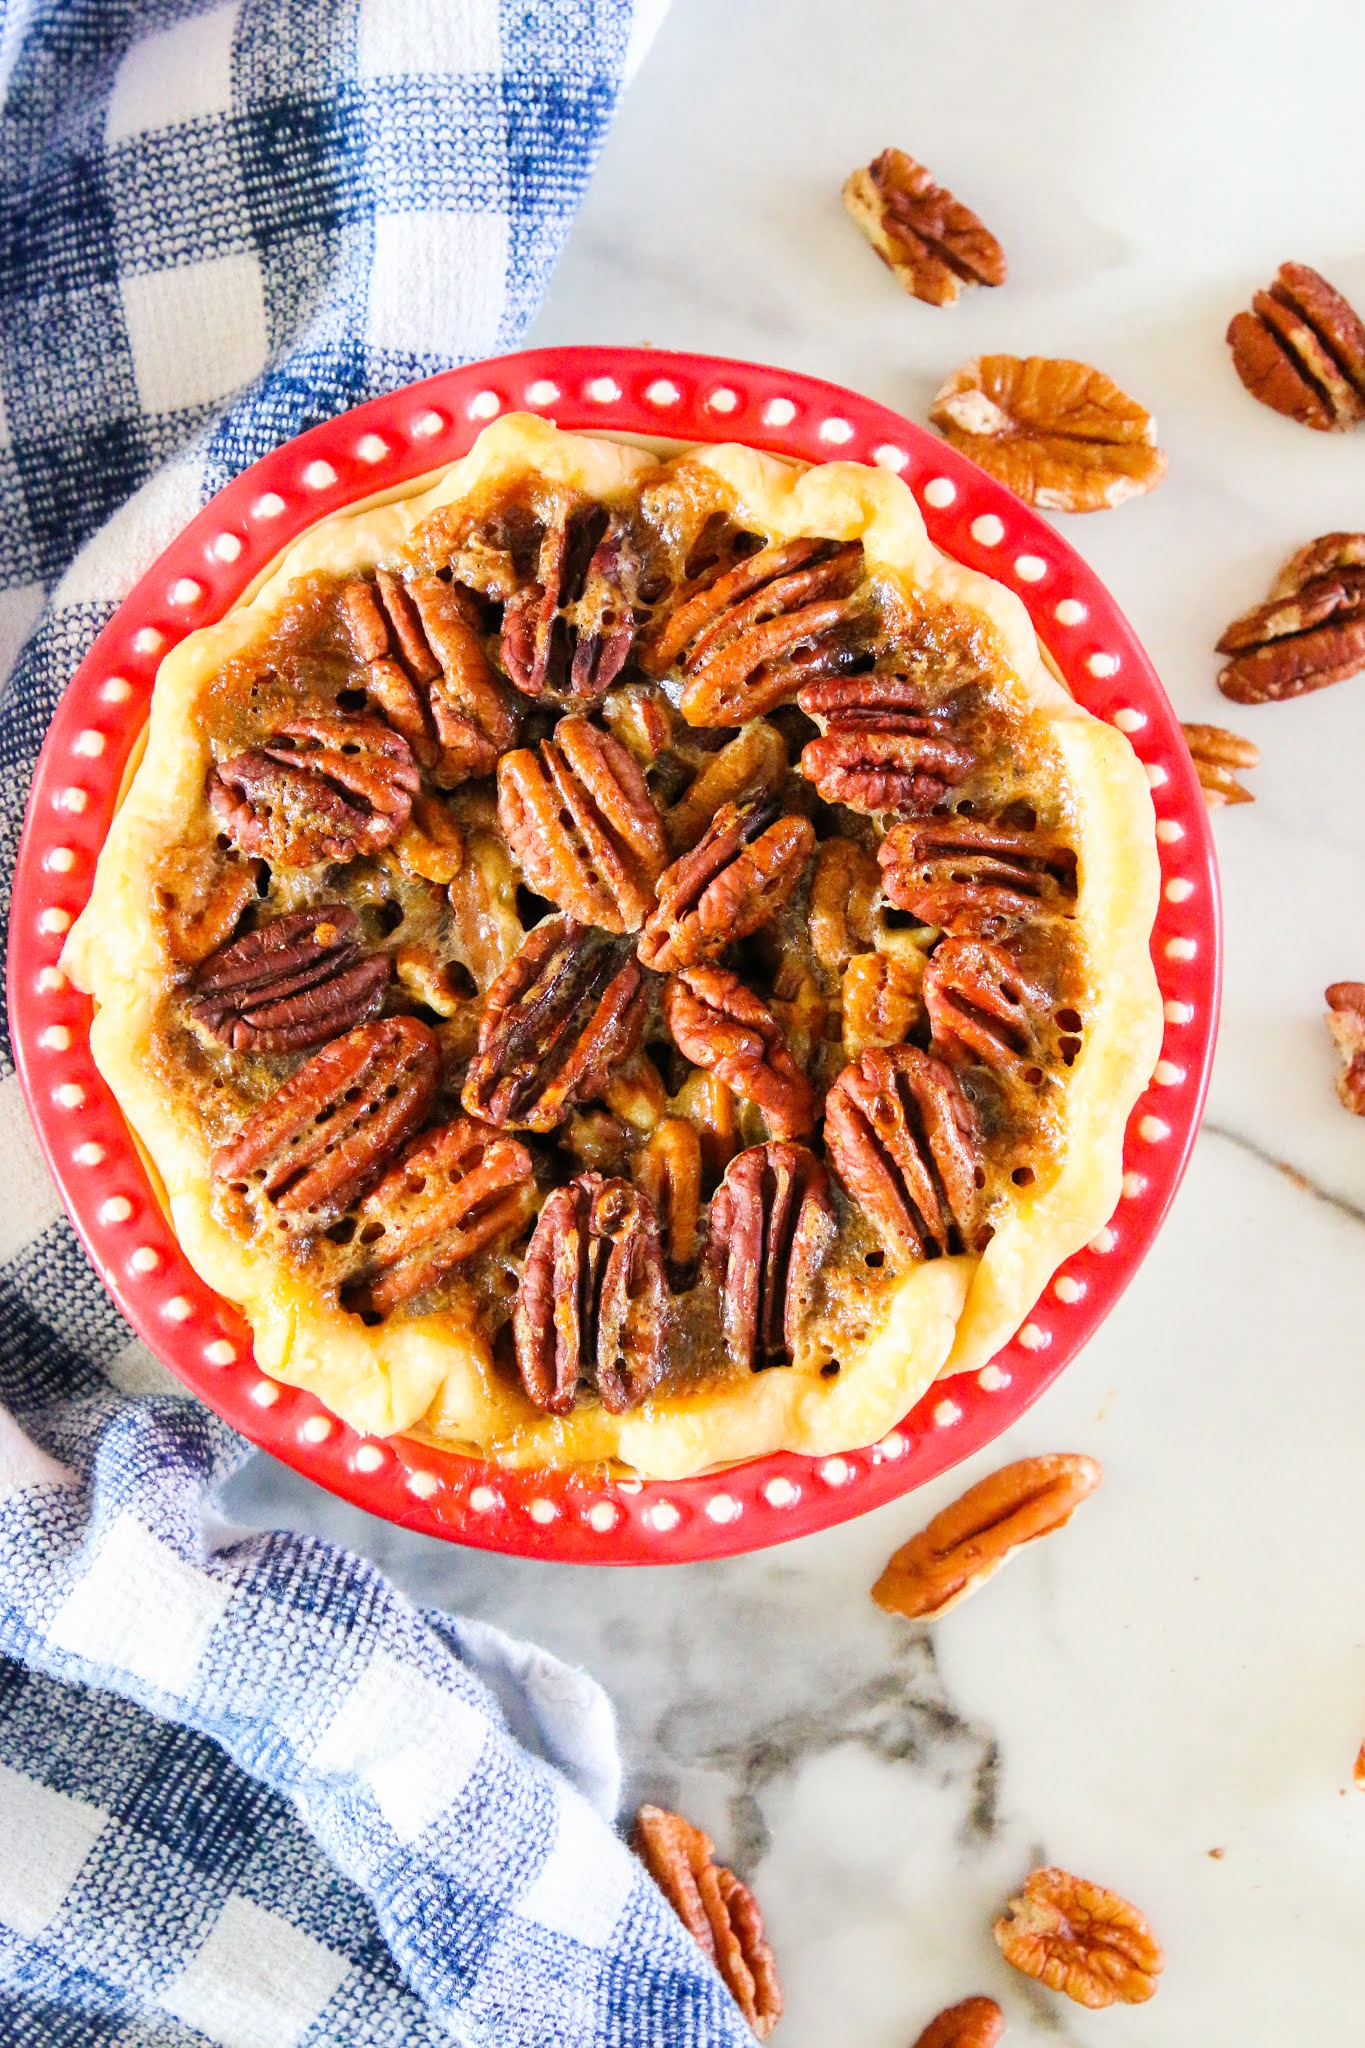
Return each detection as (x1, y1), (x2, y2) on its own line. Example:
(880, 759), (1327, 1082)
(873, 1453), (1102, 1620)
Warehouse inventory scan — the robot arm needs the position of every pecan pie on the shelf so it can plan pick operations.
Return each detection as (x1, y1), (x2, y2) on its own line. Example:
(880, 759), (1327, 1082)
(65, 415), (1162, 1474)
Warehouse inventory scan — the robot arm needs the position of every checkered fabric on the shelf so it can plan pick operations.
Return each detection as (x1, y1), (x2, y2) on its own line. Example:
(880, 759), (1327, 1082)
(0, 2), (755, 2042)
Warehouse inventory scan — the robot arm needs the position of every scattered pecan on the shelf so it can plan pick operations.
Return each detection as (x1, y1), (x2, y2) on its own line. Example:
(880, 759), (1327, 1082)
(151, 843), (262, 964)
(709, 1142), (835, 1372)
(664, 721), (788, 853)
(879, 813), (1077, 936)
(1181, 722), (1259, 805)
(501, 502), (639, 704)
(910, 1997), (1004, 2048)
(873, 1453), (1102, 1620)
(993, 1866), (1163, 2008)
(633, 1117), (704, 1273)
(1216, 533), (1365, 703)
(663, 967), (815, 1141)
(923, 935), (1063, 1086)
(498, 716), (666, 933)
(208, 715), (419, 867)
(211, 1015), (440, 1229)
(929, 355), (1166, 512)
(842, 949), (925, 1054)
(823, 1045), (983, 1260)
(346, 1119), (536, 1315)
(342, 570), (516, 783)
(639, 797), (815, 972)
(641, 538), (869, 726)
(808, 839), (880, 974)
(462, 917), (648, 1133)
(634, 1805), (782, 2040)
(513, 1174), (665, 1414)
(188, 904), (389, 1054)
(842, 148), (1006, 307)
(798, 674), (975, 814)
(1325, 982), (1365, 1115)
(1227, 263), (1365, 431)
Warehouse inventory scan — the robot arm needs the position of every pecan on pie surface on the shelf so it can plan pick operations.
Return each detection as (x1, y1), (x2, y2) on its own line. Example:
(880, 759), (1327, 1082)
(64, 416), (1162, 1477)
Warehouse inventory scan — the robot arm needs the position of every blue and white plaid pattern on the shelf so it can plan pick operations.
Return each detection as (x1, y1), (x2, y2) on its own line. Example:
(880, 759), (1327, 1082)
(0, 2), (755, 2041)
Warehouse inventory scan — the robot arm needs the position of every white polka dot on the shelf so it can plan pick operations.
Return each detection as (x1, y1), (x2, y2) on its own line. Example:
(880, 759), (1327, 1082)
(132, 627), (163, 655)
(301, 1414), (333, 1443)
(526, 380), (560, 405)
(1054, 598), (1086, 626)
(212, 530), (244, 560)
(407, 1468), (439, 1498)
(706, 1492), (740, 1524)
(100, 1196), (132, 1223)
(303, 460), (337, 490)
(587, 376), (621, 404)
(763, 397), (797, 427)
(876, 1431), (907, 1460)
(1139, 1115), (1171, 1143)
(1014, 555), (1047, 582)
(164, 1296), (192, 1323)
(645, 378), (680, 407)
(467, 392), (500, 420)
(1018, 1322), (1049, 1351)
(170, 578), (202, 607)
(38, 967), (67, 992)
(1165, 877), (1194, 904)
(818, 416), (854, 444)
(977, 1363), (1011, 1391)
(1154, 1060), (1185, 1086)
(528, 1497), (557, 1524)
(970, 514), (1005, 546)
(932, 1398), (961, 1427)
(587, 1499), (619, 1532)
(59, 788), (88, 813)
(46, 848), (75, 875)
(102, 676), (132, 704)
(41, 1025), (71, 1051)
(415, 407), (447, 434)
(354, 1444), (385, 1473)
(1112, 707), (1145, 733)
(763, 1477), (800, 1507)
(872, 443), (908, 471)
(1054, 1275), (1085, 1304)
(253, 493), (286, 519)
(251, 1380), (280, 1407)
(820, 1456), (853, 1486)
(1165, 936), (1196, 961)
(55, 1081), (83, 1107)
(130, 1246), (159, 1273)
(1087, 652), (1120, 678)
(1089, 1227), (1118, 1254)
(355, 435), (389, 464)
(706, 387), (738, 414)
(922, 478), (956, 509)
(470, 1485), (499, 1514)
(648, 1501), (680, 1532)
(1122, 1171), (1147, 1199)
(205, 1339), (236, 1366)
(74, 730), (105, 758)
(74, 1142), (105, 1167)
(1145, 763), (1168, 789)
(1165, 999), (1193, 1025)
(1155, 819), (1184, 844)
(41, 908), (72, 934)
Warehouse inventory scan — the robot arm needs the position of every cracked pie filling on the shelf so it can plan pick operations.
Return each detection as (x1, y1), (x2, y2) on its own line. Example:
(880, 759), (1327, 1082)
(64, 416), (1162, 1477)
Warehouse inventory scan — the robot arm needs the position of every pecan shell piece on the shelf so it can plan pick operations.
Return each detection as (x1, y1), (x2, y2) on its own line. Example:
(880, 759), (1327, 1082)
(873, 1452), (1102, 1620)
(843, 148), (1006, 307)
(993, 1866), (1163, 2008)
(638, 797), (815, 972)
(663, 967), (815, 1141)
(1180, 722), (1259, 806)
(634, 1805), (782, 2040)
(632, 1117), (703, 1274)
(188, 904), (389, 1054)
(346, 1119), (536, 1316)
(498, 716), (666, 933)
(929, 355), (1166, 512)
(501, 503), (639, 705)
(513, 1174), (666, 1414)
(462, 917), (648, 1133)
(910, 1997), (1004, 2048)
(1216, 533), (1365, 702)
(798, 674), (974, 814)
(1325, 982), (1365, 1115)
(664, 720), (788, 854)
(207, 715), (419, 867)
(151, 843), (262, 964)
(879, 813), (1077, 936)
(823, 1045), (984, 1260)
(923, 935), (1060, 1086)
(664, 540), (870, 727)
(211, 1016), (440, 1229)
(709, 1142), (835, 1372)
(1227, 263), (1365, 431)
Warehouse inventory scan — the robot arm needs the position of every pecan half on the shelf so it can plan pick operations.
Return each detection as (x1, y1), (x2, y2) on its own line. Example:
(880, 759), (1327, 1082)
(842, 148), (1006, 307)
(879, 813), (1077, 936)
(151, 843), (262, 964)
(462, 918), (648, 1132)
(842, 949), (925, 1054)
(642, 538), (869, 726)
(634, 1805), (782, 2040)
(498, 716), (666, 933)
(1216, 533), (1365, 703)
(513, 1174), (665, 1414)
(345, 1119), (535, 1315)
(639, 797), (815, 972)
(824, 1045), (984, 1259)
(993, 1866), (1163, 2008)
(808, 839), (880, 974)
(1181, 722), (1259, 805)
(911, 1998), (1004, 2048)
(188, 904), (389, 1054)
(929, 355), (1166, 512)
(1325, 982), (1365, 1115)
(633, 1117), (703, 1274)
(663, 967), (815, 1140)
(873, 1453), (1102, 1619)
(208, 715), (419, 867)
(211, 1016), (440, 1228)
(798, 674), (975, 814)
(923, 935), (1064, 1085)
(709, 1142), (834, 1372)
(1227, 263), (1365, 431)
(501, 502), (639, 704)
(664, 721), (788, 854)
(342, 570), (516, 784)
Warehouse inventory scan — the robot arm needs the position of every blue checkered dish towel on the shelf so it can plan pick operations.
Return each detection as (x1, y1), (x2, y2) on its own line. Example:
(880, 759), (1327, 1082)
(0, 3), (757, 2043)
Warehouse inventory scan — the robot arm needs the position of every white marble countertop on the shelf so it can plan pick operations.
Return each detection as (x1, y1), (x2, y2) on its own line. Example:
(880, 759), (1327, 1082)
(228, 3), (1365, 2039)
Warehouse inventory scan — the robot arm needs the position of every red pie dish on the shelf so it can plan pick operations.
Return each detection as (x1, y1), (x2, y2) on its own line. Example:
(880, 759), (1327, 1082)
(9, 348), (1219, 1562)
